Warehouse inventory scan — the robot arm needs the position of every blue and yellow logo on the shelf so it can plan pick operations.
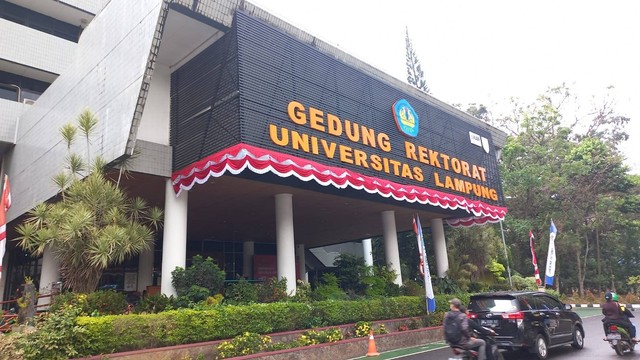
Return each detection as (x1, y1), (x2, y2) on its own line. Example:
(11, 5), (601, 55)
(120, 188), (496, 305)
(392, 99), (419, 137)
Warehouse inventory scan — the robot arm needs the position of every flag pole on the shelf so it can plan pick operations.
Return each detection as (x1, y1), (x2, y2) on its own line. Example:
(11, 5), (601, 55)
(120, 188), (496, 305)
(499, 220), (513, 289)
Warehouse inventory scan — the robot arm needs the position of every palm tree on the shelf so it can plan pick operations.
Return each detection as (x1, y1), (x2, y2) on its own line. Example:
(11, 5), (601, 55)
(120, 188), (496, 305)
(15, 110), (163, 293)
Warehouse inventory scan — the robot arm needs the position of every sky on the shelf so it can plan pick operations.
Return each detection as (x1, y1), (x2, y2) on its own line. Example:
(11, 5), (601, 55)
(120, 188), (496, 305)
(249, 0), (640, 173)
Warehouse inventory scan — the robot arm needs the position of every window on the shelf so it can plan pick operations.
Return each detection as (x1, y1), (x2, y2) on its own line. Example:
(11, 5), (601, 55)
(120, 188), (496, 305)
(0, 0), (81, 42)
(0, 85), (18, 101)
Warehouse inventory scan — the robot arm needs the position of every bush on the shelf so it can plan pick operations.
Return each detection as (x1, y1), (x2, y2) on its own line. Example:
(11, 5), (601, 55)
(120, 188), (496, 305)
(0, 332), (26, 360)
(297, 328), (343, 346)
(224, 279), (258, 305)
(172, 255), (226, 303)
(50, 290), (128, 316)
(311, 273), (347, 301)
(334, 254), (368, 295)
(400, 279), (424, 296)
(18, 307), (91, 360)
(135, 293), (174, 314)
(256, 278), (288, 303)
(215, 332), (272, 359)
(363, 266), (400, 297)
(85, 290), (129, 315)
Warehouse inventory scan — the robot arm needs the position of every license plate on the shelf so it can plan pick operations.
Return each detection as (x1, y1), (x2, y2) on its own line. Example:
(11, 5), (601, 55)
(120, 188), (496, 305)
(481, 319), (498, 326)
(607, 333), (622, 340)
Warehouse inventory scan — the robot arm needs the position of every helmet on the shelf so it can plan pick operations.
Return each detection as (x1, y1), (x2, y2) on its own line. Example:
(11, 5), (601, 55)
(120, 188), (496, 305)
(605, 292), (613, 301)
(612, 293), (619, 302)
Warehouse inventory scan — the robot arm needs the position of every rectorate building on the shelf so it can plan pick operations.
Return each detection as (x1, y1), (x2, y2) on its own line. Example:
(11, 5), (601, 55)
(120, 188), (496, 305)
(0, 0), (507, 302)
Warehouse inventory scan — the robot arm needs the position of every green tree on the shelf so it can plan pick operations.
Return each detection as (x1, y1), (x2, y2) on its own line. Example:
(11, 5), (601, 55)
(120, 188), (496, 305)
(498, 85), (637, 296)
(405, 27), (429, 93)
(15, 109), (163, 293)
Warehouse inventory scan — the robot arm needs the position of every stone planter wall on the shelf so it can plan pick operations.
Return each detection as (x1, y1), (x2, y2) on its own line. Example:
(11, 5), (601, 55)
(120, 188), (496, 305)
(76, 318), (444, 360)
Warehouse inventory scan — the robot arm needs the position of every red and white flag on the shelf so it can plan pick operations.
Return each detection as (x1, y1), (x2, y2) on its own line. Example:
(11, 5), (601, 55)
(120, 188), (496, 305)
(529, 230), (541, 286)
(0, 175), (11, 280)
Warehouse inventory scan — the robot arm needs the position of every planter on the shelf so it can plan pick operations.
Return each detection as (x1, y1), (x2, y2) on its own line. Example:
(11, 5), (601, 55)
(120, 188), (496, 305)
(75, 319), (444, 360)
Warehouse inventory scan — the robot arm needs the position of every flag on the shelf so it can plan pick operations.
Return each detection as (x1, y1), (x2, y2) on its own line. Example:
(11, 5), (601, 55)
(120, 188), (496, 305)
(529, 230), (542, 286)
(413, 214), (436, 313)
(0, 175), (11, 280)
(545, 220), (557, 287)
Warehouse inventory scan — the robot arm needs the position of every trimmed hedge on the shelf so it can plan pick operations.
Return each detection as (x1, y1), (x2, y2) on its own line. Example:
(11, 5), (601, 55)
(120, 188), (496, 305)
(71, 293), (470, 356)
(76, 295), (452, 355)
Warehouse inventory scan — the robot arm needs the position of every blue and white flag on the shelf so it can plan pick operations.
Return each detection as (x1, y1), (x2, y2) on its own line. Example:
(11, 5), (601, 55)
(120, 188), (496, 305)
(545, 220), (557, 287)
(413, 215), (436, 313)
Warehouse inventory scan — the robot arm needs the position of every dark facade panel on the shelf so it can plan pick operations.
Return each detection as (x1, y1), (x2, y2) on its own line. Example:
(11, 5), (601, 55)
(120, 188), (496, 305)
(170, 26), (240, 170)
(235, 11), (504, 206)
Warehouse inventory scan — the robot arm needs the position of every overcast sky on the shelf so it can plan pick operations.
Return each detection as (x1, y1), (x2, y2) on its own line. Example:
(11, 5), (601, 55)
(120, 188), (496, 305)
(249, 0), (640, 173)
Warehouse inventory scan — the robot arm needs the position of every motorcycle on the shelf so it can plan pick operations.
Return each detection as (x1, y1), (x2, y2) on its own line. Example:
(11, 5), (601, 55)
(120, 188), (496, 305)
(448, 326), (504, 360)
(604, 323), (635, 356)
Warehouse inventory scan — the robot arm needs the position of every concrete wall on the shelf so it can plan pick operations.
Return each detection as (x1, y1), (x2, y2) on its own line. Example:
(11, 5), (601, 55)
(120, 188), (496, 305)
(6, 0), (164, 221)
(0, 18), (76, 75)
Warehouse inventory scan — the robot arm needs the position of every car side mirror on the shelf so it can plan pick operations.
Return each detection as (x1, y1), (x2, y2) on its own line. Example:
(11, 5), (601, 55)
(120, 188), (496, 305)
(564, 304), (572, 310)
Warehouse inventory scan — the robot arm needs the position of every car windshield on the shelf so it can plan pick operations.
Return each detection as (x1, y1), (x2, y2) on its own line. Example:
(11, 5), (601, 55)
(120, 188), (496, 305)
(469, 297), (519, 313)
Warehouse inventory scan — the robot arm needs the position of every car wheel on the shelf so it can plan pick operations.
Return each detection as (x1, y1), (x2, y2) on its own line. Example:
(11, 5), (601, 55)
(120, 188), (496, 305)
(534, 334), (548, 360)
(571, 326), (584, 349)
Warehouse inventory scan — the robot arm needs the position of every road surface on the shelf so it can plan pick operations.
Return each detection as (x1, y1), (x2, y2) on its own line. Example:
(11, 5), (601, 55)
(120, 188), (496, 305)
(353, 308), (630, 359)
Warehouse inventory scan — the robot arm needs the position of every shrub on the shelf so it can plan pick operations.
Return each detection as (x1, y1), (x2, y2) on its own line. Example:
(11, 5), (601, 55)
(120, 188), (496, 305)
(354, 321), (372, 337)
(54, 296), (429, 356)
(224, 279), (258, 305)
(400, 279), (424, 296)
(50, 290), (128, 316)
(215, 332), (272, 359)
(135, 293), (174, 314)
(0, 332), (26, 360)
(85, 290), (129, 315)
(311, 273), (348, 301)
(172, 255), (226, 303)
(334, 254), (367, 295)
(289, 280), (312, 303)
(297, 328), (343, 346)
(18, 307), (91, 360)
(256, 278), (288, 303)
(363, 266), (400, 297)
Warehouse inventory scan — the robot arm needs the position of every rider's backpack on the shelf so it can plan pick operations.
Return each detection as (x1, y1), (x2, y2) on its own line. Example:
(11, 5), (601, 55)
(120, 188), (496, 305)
(444, 313), (464, 344)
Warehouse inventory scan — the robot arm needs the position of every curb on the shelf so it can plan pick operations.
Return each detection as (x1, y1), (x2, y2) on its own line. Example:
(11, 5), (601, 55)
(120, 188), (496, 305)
(570, 304), (640, 308)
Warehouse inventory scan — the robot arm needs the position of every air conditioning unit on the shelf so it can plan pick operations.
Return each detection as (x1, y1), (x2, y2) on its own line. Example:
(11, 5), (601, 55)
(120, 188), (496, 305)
(23, 99), (36, 105)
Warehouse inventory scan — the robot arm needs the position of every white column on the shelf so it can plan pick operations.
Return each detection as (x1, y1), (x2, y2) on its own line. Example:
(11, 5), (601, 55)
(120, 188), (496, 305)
(137, 242), (155, 292)
(243, 241), (254, 278)
(275, 193), (296, 295)
(381, 211), (402, 285)
(431, 218), (449, 277)
(362, 238), (374, 274)
(161, 179), (188, 297)
(296, 244), (307, 283)
(37, 245), (60, 308)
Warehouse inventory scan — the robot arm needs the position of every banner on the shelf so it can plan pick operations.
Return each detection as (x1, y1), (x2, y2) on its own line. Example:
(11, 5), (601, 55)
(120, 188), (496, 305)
(0, 175), (11, 280)
(545, 220), (557, 287)
(529, 230), (542, 286)
(413, 214), (436, 313)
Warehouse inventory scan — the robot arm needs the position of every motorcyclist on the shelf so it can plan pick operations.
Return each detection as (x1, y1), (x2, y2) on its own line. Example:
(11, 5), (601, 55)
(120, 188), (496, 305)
(460, 306), (496, 360)
(444, 298), (487, 360)
(602, 291), (637, 341)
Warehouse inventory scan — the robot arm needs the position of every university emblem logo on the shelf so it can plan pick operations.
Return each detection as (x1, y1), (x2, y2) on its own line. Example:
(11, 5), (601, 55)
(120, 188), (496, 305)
(393, 99), (419, 137)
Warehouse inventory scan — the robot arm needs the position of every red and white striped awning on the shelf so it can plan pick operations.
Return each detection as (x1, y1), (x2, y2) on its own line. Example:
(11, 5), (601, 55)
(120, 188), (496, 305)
(171, 144), (507, 227)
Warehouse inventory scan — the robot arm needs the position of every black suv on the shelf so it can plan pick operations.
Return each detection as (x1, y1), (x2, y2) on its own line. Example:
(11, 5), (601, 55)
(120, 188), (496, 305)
(467, 291), (584, 360)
